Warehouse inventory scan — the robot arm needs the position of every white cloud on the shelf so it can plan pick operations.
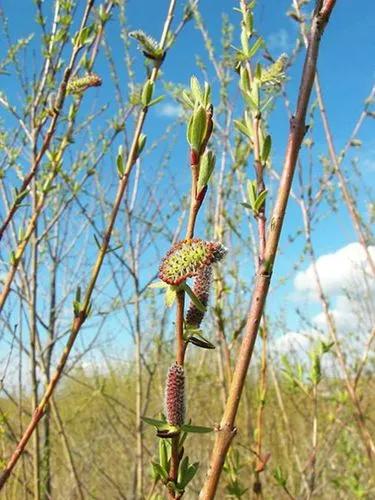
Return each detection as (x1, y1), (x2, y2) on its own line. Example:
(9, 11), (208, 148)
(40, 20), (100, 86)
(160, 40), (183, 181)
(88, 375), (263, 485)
(267, 29), (292, 53)
(291, 243), (375, 365)
(269, 330), (339, 377)
(157, 102), (182, 118)
(258, 243), (374, 370)
(271, 330), (322, 358)
(294, 242), (375, 299)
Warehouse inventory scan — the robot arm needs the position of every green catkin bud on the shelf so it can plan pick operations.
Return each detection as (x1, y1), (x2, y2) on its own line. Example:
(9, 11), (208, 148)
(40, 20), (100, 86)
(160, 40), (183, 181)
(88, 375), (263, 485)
(67, 73), (102, 94)
(165, 363), (185, 427)
(260, 54), (288, 90)
(185, 266), (212, 327)
(129, 30), (164, 60)
(159, 239), (227, 286)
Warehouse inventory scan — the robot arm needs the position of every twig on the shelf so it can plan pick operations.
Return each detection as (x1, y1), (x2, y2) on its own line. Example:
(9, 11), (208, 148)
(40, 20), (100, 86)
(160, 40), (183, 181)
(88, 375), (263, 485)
(199, 2), (337, 497)
(0, 0), (177, 489)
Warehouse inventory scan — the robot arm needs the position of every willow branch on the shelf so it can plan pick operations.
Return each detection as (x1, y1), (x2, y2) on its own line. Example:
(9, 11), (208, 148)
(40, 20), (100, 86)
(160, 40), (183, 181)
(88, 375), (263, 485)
(0, 0), (177, 489)
(199, 2), (337, 497)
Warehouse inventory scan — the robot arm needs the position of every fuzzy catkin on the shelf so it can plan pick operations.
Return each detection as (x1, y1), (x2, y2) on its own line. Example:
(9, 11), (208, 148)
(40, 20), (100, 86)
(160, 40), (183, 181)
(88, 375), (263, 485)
(164, 363), (185, 427)
(67, 73), (102, 94)
(159, 239), (227, 286)
(186, 266), (212, 327)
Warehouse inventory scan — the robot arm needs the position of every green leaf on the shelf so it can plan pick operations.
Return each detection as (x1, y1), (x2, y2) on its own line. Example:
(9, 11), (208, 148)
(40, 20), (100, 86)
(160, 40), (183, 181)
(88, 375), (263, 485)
(165, 286), (177, 307)
(182, 283), (206, 313)
(178, 457), (199, 489)
(142, 416), (165, 427)
(261, 134), (272, 163)
(189, 336), (215, 350)
(159, 439), (168, 471)
(148, 95), (165, 107)
(239, 66), (250, 94)
(149, 281), (168, 289)
(187, 105), (207, 151)
(178, 456), (189, 483)
(248, 37), (264, 58)
(72, 25), (92, 47)
(254, 189), (268, 213)
(203, 81), (211, 107)
(197, 151), (215, 192)
(181, 424), (213, 434)
(240, 28), (249, 55)
(152, 462), (168, 482)
(73, 286), (82, 317)
(190, 76), (203, 103)
(136, 134), (147, 158)
(117, 146), (124, 177)
(234, 119), (251, 139)
(247, 179), (257, 209)
(181, 90), (194, 109)
(255, 62), (262, 81)
(241, 202), (253, 210)
(141, 79), (154, 106)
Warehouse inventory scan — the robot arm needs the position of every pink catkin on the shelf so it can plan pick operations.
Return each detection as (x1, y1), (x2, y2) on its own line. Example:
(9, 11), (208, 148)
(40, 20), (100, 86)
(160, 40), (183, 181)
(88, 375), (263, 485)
(159, 239), (227, 286)
(164, 363), (185, 426)
(186, 266), (212, 327)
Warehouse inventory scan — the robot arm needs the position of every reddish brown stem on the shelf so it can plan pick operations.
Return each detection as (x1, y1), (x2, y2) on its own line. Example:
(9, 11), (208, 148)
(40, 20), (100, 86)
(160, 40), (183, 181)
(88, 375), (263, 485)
(199, 2), (337, 497)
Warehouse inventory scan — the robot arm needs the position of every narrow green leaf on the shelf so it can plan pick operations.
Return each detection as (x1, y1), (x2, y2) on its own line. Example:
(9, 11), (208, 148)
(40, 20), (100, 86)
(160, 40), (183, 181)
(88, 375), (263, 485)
(181, 424), (213, 434)
(165, 286), (177, 307)
(197, 151), (215, 191)
(117, 147), (124, 177)
(149, 281), (168, 289)
(141, 79), (154, 106)
(247, 179), (257, 209)
(188, 105), (207, 151)
(241, 202), (253, 210)
(254, 189), (268, 213)
(248, 36), (264, 58)
(261, 135), (272, 163)
(142, 416), (165, 427)
(159, 439), (168, 471)
(148, 95), (165, 107)
(182, 283), (206, 313)
(234, 119), (251, 138)
(190, 76), (203, 103)
(152, 462), (168, 482)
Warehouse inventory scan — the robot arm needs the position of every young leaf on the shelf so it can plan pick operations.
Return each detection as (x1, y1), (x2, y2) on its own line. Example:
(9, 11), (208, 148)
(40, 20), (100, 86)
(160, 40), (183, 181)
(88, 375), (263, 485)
(152, 462), (168, 482)
(141, 79), (154, 106)
(136, 134), (147, 158)
(187, 105), (207, 152)
(142, 416), (166, 427)
(234, 119), (251, 139)
(148, 95), (165, 107)
(181, 424), (213, 433)
(148, 281), (169, 289)
(182, 283), (206, 313)
(197, 151), (215, 192)
(248, 36), (264, 58)
(254, 189), (268, 213)
(189, 335), (215, 349)
(117, 146), (124, 177)
(165, 286), (177, 307)
(261, 134), (272, 163)
(247, 180), (257, 210)
(159, 439), (168, 471)
(190, 76), (203, 103)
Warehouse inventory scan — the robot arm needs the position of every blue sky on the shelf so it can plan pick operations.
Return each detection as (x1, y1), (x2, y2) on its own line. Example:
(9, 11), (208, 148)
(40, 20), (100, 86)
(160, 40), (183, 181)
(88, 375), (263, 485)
(0, 0), (374, 368)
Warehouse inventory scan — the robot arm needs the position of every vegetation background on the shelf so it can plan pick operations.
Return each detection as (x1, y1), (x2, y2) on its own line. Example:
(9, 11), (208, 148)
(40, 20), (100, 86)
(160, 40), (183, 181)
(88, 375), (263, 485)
(0, 0), (374, 498)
